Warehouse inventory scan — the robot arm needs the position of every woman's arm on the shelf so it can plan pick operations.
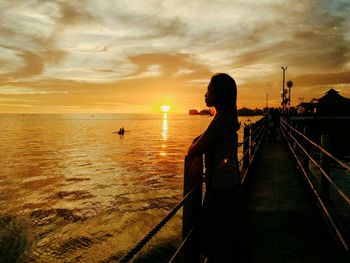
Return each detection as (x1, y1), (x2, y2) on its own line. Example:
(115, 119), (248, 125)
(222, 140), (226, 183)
(187, 116), (218, 159)
(187, 133), (210, 159)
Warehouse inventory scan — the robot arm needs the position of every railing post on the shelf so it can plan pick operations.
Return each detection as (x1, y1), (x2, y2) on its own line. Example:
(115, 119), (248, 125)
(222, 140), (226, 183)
(302, 127), (311, 170)
(293, 123), (298, 152)
(251, 123), (255, 153)
(289, 121), (294, 145)
(320, 134), (332, 204)
(182, 155), (203, 263)
(243, 124), (250, 168)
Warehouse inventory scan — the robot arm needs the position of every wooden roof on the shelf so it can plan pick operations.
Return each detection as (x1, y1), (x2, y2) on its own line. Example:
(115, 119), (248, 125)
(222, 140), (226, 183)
(318, 89), (350, 103)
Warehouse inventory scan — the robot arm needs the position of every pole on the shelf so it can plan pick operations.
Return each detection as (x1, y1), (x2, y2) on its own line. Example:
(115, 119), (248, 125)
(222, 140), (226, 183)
(281, 66), (288, 113)
(266, 93), (268, 109)
(302, 127), (311, 170)
(288, 87), (291, 108)
(320, 134), (332, 204)
(243, 125), (250, 168)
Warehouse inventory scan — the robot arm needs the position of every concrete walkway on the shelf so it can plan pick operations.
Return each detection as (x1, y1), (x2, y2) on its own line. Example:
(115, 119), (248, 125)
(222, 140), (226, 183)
(244, 130), (340, 263)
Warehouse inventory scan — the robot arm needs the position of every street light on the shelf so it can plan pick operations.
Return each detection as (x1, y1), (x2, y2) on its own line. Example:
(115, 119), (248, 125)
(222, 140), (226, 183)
(287, 80), (294, 107)
(281, 66), (288, 113)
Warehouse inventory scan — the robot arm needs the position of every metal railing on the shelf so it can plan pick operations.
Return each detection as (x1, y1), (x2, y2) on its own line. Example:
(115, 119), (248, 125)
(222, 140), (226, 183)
(280, 118), (350, 251)
(119, 117), (266, 262)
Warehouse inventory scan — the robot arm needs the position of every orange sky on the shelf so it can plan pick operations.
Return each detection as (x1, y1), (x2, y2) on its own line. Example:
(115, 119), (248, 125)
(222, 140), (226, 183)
(1, 0), (350, 113)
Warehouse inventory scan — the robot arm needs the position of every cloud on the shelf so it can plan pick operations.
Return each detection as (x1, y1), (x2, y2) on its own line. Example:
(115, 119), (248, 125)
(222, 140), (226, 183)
(0, 86), (68, 95)
(55, 0), (98, 26)
(1, 0), (350, 112)
(292, 71), (350, 87)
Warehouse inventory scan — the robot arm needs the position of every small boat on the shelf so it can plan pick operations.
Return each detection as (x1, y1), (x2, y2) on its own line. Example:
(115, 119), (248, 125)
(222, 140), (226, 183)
(112, 127), (125, 135)
(116, 127), (125, 135)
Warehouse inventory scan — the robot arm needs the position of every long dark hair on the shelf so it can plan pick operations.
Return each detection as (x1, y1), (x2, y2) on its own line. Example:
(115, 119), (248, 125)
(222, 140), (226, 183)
(210, 73), (239, 131)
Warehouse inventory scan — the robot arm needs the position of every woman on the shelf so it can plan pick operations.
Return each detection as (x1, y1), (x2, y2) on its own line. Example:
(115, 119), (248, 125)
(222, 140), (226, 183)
(187, 73), (243, 262)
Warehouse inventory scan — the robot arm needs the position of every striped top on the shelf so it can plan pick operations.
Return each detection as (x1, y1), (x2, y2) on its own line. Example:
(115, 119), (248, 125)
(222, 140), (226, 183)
(203, 113), (240, 191)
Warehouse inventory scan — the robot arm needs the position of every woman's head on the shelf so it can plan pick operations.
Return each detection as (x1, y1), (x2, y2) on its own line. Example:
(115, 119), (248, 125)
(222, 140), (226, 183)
(205, 73), (237, 111)
(205, 73), (239, 129)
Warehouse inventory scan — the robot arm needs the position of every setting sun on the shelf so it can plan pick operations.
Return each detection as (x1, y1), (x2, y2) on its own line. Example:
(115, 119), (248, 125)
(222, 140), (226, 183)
(160, 105), (171, 113)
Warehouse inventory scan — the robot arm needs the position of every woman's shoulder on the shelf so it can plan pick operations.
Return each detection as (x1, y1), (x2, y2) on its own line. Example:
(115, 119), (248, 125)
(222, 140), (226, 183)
(208, 113), (235, 132)
(215, 113), (236, 125)
(209, 114), (227, 126)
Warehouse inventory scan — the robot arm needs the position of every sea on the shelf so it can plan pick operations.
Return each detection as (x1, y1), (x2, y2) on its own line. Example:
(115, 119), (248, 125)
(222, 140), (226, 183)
(0, 113), (261, 262)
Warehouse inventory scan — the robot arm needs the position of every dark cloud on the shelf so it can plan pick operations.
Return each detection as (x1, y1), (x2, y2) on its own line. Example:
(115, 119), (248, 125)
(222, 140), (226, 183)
(13, 50), (45, 77)
(31, 36), (66, 65)
(0, 36), (66, 79)
(55, 0), (98, 25)
(126, 52), (211, 79)
(105, 9), (187, 40)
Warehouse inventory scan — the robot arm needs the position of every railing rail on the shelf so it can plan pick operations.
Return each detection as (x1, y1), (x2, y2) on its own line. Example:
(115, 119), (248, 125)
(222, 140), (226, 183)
(281, 119), (350, 173)
(280, 117), (349, 251)
(120, 117), (266, 262)
(119, 183), (201, 263)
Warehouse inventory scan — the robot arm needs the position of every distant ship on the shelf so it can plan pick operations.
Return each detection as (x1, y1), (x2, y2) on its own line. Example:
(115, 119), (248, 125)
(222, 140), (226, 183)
(189, 108), (213, 116)
(189, 109), (199, 115)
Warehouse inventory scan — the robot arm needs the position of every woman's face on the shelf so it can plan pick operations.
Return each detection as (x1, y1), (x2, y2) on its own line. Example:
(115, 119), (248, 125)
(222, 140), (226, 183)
(205, 82), (216, 107)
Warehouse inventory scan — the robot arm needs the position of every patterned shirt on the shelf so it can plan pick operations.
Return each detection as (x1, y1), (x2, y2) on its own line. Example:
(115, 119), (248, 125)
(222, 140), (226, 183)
(203, 113), (240, 191)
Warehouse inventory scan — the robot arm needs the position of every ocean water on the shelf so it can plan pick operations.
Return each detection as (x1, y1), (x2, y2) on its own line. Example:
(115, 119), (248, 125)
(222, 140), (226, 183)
(0, 113), (261, 262)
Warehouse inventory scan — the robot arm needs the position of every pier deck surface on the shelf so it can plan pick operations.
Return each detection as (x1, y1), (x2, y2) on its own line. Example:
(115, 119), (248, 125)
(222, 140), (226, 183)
(244, 131), (341, 263)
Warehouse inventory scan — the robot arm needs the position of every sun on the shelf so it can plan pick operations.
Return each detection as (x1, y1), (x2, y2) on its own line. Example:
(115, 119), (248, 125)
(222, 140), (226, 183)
(160, 105), (171, 113)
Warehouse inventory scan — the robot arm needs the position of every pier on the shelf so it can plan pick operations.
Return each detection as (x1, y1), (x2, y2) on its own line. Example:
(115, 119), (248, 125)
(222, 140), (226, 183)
(245, 128), (337, 262)
(120, 116), (349, 263)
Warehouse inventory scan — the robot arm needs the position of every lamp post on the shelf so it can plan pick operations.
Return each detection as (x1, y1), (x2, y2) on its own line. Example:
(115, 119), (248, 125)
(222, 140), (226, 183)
(281, 66), (288, 113)
(287, 80), (294, 108)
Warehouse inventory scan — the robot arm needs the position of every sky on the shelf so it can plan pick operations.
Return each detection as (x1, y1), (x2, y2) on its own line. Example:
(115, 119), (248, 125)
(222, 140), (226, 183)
(0, 0), (350, 113)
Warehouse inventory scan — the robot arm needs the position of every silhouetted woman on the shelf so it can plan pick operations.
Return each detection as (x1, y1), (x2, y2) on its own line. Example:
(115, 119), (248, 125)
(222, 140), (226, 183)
(187, 73), (243, 262)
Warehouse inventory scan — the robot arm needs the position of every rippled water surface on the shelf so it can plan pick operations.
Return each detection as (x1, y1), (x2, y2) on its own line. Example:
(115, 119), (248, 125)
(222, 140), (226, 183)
(0, 113), (261, 262)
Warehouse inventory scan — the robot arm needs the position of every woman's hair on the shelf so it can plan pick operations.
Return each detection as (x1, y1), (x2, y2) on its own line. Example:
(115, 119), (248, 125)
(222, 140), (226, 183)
(210, 73), (239, 130)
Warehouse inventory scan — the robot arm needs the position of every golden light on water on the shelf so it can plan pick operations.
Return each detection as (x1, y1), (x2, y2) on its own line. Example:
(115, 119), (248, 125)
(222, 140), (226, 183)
(162, 112), (168, 141)
(161, 111), (168, 156)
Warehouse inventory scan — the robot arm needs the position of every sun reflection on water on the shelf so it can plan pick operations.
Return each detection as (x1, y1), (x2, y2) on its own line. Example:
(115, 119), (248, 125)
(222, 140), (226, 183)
(162, 113), (168, 141)
(161, 113), (168, 156)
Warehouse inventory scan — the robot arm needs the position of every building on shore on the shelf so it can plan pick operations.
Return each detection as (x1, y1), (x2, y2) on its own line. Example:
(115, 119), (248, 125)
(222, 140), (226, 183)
(293, 89), (350, 155)
(238, 107), (263, 116)
(188, 108), (213, 116)
(297, 89), (350, 116)
(316, 89), (350, 116)
(188, 109), (199, 115)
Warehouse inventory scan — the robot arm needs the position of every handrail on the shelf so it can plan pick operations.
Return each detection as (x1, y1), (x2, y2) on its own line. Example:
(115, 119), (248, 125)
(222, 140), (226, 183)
(119, 183), (201, 262)
(239, 147), (250, 165)
(241, 136), (250, 143)
(240, 121), (266, 184)
(239, 120), (265, 165)
(238, 117), (264, 164)
(280, 121), (350, 205)
(168, 226), (196, 263)
(280, 118), (350, 173)
(280, 118), (349, 251)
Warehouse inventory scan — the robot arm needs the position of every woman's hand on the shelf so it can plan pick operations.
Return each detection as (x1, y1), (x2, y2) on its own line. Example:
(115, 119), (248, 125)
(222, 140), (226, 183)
(191, 135), (201, 145)
(187, 134), (209, 159)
